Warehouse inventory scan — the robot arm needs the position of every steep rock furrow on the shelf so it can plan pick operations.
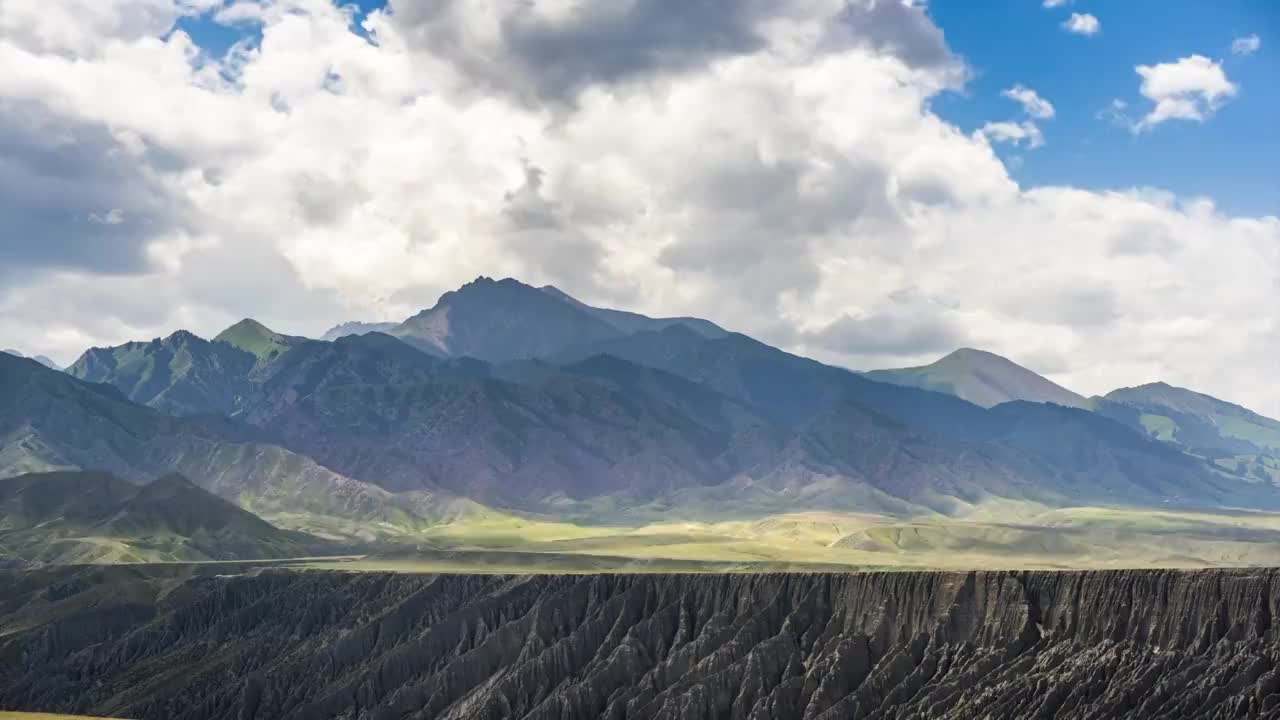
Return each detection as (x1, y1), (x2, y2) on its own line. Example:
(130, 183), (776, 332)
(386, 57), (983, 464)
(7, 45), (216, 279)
(7, 568), (1280, 719)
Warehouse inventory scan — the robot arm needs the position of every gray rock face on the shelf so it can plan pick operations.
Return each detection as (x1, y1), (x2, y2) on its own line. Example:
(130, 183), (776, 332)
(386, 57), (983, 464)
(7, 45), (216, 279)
(4, 568), (1280, 719)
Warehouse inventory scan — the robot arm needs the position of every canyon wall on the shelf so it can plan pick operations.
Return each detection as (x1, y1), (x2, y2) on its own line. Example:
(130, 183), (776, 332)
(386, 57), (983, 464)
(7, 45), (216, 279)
(3, 567), (1280, 719)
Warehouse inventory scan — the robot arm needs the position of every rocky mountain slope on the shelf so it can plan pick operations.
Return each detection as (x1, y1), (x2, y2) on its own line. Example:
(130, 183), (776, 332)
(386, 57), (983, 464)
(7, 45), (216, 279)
(865, 347), (1088, 409)
(58, 328), (1249, 516)
(385, 277), (625, 360)
(3, 566), (1280, 719)
(553, 326), (1250, 512)
(538, 284), (728, 339)
(321, 277), (727, 353)
(0, 351), (467, 536)
(67, 330), (257, 417)
(0, 471), (322, 563)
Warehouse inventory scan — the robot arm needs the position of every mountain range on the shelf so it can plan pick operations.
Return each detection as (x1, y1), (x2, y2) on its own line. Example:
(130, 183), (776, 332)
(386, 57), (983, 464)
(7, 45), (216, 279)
(6, 276), (1280, 564)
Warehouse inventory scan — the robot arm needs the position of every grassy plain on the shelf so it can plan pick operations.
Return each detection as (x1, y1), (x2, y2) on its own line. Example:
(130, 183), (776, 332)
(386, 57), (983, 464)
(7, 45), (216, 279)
(289, 504), (1280, 573)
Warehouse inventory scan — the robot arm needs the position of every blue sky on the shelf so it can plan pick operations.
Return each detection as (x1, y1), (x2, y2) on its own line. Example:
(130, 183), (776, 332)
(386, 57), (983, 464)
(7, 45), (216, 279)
(930, 0), (1278, 215)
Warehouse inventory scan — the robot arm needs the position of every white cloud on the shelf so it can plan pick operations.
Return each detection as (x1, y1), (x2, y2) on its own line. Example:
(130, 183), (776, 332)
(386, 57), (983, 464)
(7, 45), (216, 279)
(1042, 0), (1071, 7)
(1002, 84), (1055, 119)
(1231, 34), (1261, 57)
(0, 0), (1278, 419)
(977, 121), (1045, 149)
(1063, 13), (1100, 36)
(1134, 55), (1237, 130)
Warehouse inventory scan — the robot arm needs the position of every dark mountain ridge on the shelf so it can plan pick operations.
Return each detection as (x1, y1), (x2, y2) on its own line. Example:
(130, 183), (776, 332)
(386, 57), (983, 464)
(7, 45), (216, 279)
(0, 351), (457, 534)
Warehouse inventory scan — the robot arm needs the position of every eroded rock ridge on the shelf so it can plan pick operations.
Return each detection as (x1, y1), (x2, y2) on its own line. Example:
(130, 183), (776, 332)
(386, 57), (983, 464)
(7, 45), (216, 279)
(3, 568), (1280, 719)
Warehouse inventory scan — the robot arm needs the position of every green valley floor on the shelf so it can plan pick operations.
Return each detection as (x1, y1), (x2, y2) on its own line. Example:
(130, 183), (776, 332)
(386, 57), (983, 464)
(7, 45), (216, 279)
(273, 502), (1280, 573)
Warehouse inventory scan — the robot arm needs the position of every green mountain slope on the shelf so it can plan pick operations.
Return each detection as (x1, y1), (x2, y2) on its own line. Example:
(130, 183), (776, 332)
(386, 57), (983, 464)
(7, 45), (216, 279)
(213, 318), (305, 363)
(1097, 382), (1280, 484)
(0, 471), (323, 564)
(1103, 383), (1280, 452)
(865, 348), (1088, 409)
(67, 330), (256, 416)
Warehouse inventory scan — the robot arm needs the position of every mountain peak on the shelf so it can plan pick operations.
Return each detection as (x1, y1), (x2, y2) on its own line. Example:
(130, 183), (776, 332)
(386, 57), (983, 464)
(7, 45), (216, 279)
(217, 318), (274, 338)
(165, 329), (204, 344)
(390, 277), (622, 361)
(214, 318), (300, 361)
(937, 348), (1028, 368)
(945, 347), (1002, 360)
(866, 347), (1087, 409)
(324, 278), (727, 361)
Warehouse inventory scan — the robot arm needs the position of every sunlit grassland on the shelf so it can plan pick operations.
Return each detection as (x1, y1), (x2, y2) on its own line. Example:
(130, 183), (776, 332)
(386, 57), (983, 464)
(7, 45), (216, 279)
(288, 504), (1280, 573)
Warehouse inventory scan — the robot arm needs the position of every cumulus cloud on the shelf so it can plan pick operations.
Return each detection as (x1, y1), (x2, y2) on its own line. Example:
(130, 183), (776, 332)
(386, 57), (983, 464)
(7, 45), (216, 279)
(1002, 84), (1055, 119)
(1042, 0), (1071, 7)
(1134, 55), (1237, 130)
(1063, 13), (1100, 36)
(977, 121), (1045, 149)
(386, 0), (958, 103)
(1231, 34), (1261, 57)
(0, 100), (197, 279)
(1, 0), (1279, 419)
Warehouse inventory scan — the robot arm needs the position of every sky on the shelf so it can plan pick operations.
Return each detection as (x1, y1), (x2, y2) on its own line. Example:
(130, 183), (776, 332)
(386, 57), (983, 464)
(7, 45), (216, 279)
(0, 0), (1277, 414)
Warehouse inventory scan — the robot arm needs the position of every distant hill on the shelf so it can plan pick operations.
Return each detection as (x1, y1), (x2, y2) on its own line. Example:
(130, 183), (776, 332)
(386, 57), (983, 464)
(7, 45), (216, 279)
(2, 348), (59, 370)
(320, 321), (398, 341)
(1097, 382), (1280, 483)
(0, 471), (322, 564)
(865, 348), (1088, 409)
